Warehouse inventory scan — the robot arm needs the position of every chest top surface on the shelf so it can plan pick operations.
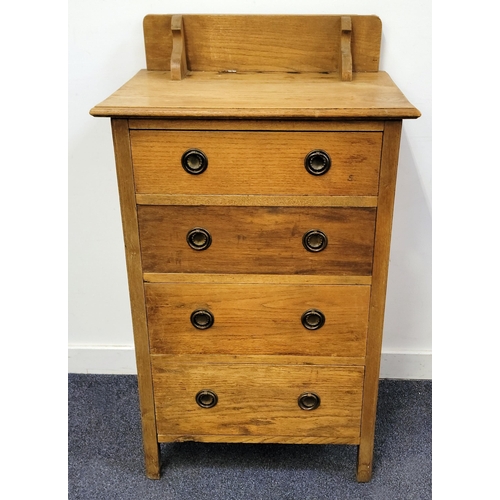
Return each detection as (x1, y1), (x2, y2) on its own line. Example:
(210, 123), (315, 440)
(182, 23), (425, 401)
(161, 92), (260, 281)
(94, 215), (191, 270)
(90, 70), (420, 119)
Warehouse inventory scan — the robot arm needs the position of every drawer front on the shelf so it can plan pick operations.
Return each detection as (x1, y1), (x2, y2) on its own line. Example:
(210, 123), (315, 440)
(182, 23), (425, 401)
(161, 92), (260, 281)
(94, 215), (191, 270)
(138, 206), (376, 275)
(152, 360), (364, 440)
(130, 130), (382, 196)
(146, 283), (370, 357)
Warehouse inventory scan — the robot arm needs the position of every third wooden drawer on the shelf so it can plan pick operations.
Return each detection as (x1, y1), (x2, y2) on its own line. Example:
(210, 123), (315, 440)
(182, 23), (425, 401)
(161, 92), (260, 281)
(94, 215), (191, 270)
(145, 282), (370, 357)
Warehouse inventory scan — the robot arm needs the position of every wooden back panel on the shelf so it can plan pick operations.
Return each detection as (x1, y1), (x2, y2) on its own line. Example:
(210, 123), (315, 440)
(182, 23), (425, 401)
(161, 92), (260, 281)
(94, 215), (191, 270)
(144, 15), (381, 73)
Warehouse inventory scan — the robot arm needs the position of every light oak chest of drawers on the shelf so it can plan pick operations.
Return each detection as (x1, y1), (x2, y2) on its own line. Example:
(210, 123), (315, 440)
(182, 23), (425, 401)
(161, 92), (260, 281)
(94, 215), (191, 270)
(90, 14), (420, 482)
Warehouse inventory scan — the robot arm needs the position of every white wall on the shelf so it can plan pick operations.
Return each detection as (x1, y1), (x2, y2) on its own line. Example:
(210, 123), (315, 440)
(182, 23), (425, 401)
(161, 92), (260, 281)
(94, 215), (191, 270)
(69, 0), (431, 378)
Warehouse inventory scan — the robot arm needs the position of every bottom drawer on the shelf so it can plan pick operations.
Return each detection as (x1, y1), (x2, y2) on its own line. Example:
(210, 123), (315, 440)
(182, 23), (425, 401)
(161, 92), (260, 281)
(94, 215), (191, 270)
(152, 358), (364, 444)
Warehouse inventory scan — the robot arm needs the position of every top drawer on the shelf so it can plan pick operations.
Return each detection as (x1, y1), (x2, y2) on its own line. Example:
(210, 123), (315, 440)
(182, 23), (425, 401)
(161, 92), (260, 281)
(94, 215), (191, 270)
(130, 131), (382, 196)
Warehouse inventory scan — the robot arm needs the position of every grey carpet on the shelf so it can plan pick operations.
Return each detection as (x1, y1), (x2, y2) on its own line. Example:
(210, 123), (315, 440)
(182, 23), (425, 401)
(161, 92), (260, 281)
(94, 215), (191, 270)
(68, 374), (431, 500)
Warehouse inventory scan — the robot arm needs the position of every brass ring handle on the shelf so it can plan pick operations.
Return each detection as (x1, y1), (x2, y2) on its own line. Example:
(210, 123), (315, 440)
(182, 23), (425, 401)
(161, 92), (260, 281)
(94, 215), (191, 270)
(304, 150), (331, 176)
(298, 392), (321, 411)
(196, 390), (218, 408)
(302, 229), (328, 252)
(191, 309), (214, 330)
(301, 309), (325, 330)
(181, 149), (208, 175)
(187, 227), (212, 251)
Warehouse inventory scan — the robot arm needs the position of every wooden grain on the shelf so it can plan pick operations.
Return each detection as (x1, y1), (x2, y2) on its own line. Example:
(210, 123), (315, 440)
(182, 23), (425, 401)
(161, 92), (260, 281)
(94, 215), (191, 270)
(145, 283), (370, 357)
(158, 434), (360, 445)
(130, 130), (382, 196)
(89, 70), (421, 119)
(151, 361), (364, 439)
(143, 273), (372, 285)
(151, 353), (366, 366)
(357, 120), (403, 483)
(340, 16), (353, 81)
(143, 14), (172, 71)
(110, 119), (160, 479)
(170, 15), (188, 80)
(143, 15), (381, 73)
(137, 206), (376, 275)
(135, 194), (378, 207)
(128, 119), (385, 131)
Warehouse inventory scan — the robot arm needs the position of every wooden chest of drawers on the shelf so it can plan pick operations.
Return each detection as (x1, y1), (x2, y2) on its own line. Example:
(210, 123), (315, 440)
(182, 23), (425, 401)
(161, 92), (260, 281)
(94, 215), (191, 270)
(90, 14), (420, 482)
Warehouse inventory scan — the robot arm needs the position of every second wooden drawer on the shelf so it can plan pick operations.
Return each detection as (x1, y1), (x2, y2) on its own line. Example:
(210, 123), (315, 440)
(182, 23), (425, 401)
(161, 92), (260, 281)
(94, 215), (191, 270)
(145, 282), (370, 357)
(138, 206), (376, 275)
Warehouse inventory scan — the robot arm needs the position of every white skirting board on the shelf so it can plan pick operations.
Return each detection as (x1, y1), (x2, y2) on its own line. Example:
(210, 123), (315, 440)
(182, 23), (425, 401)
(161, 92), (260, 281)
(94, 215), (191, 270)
(68, 346), (138, 375)
(68, 345), (432, 379)
(379, 351), (432, 379)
